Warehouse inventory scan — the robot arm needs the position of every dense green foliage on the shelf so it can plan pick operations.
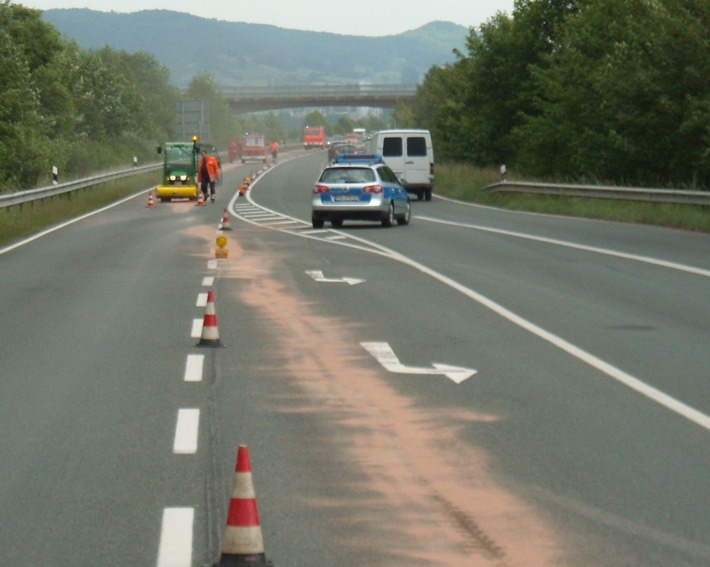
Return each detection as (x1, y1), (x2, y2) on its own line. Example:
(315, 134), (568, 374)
(0, 2), (275, 192)
(0, 1), (182, 191)
(0, 0), (377, 192)
(5, 0), (708, 194)
(410, 0), (709, 189)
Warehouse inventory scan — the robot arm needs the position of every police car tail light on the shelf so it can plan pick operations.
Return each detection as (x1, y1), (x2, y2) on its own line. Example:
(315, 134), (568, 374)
(313, 184), (330, 194)
(363, 184), (383, 194)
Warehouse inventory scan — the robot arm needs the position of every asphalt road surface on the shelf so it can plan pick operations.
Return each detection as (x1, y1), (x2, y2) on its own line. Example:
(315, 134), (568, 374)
(1, 151), (709, 566)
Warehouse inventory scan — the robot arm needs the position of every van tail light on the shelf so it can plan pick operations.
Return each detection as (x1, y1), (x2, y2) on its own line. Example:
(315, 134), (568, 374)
(363, 184), (383, 194)
(430, 162), (434, 175)
(313, 184), (330, 194)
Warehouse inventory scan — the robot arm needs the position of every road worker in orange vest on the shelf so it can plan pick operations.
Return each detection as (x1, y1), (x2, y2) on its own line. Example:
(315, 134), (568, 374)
(197, 150), (221, 202)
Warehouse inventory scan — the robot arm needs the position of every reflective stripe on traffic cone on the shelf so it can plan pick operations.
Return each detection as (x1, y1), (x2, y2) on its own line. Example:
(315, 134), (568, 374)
(217, 446), (273, 567)
(221, 208), (231, 231)
(197, 290), (223, 347)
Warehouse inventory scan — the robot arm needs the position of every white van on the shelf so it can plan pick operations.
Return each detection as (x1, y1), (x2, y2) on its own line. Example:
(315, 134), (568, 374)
(369, 129), (434, 200)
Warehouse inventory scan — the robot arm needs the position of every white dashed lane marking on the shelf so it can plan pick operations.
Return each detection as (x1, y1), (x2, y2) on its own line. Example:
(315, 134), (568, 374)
(156, 508), (194, 567)
(184, 355), (204, 383)
(173, 409), (200, 454)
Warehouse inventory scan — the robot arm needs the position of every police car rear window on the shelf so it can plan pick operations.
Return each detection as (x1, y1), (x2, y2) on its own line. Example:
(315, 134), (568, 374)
(320, 167), (376, 183)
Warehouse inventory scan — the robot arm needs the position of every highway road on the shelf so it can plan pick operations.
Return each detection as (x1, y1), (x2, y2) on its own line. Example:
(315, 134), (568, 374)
(1, 151), (709, 566)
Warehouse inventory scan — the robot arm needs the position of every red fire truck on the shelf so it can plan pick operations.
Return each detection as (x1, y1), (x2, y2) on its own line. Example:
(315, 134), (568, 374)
(238, 133), (267, 163)
(303, 125), (325, 150)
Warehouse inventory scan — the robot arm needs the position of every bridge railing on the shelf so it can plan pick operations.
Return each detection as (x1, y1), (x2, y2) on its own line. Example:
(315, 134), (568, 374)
(222, 83), (418, 98)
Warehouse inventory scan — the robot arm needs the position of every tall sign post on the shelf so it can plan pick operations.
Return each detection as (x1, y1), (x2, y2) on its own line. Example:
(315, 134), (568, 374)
(176, 100), (210, 142)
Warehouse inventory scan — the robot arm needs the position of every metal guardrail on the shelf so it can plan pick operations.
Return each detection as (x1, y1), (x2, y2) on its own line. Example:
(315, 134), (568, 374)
(0, 144), (302, 211)
(4, 162), (707, 211)
(486, 180), (710, 206)
(0, 163), (162, 211)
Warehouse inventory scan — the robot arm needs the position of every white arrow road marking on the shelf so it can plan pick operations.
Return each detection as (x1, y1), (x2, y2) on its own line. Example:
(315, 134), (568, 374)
(306, 270), (365, 285)
(361, 341), (477, 384)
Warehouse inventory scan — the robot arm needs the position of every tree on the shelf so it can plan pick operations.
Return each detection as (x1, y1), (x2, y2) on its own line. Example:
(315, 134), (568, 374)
(362, 115), (388, 133)
(186, 72), (239, 147)
(263, 112), (286, 143)
(0, 2), (184, 186)
(303, 110), (327, 130)
(111, 49), (178, 143)
(515, 0), (710, 186)
(0, 30), (48, 189)
(411, 63), (466, 162)
(0, 1), (63, 72)
(391, 102), (416, 129)
(0, 2), (54, 189)
(410, 0), (581, 166)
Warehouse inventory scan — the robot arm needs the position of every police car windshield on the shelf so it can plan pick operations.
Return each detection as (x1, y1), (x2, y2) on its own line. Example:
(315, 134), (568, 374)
(320, 167), (376, 184)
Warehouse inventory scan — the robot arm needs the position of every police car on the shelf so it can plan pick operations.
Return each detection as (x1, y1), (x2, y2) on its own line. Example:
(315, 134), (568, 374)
(311, 154), (411, 228)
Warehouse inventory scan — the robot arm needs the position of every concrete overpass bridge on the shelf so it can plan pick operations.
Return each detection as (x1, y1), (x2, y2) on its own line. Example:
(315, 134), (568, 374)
(222, 84), (417, 113)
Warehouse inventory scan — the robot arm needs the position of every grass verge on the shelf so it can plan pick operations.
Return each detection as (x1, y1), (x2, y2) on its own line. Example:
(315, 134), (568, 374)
(436, 163), (710, 233)
(0, 173), (156, 249)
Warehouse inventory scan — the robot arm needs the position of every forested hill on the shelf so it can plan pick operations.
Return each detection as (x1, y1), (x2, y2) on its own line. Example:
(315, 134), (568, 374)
(41, 9), (468, 87)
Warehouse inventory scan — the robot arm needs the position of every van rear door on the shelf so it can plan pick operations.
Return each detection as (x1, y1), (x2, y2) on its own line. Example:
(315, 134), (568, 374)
(380, 132), (432, 200)
(381, 135), (405, 179)
(403, 134), (430, 186)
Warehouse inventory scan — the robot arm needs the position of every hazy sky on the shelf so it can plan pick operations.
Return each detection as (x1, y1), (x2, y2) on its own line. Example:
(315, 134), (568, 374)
(19, 0), (516, 36)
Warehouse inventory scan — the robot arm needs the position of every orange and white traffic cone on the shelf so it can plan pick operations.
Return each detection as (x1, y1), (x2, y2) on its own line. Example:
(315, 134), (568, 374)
(221, 208), (232, 231)
(197, 290), (223, 347)
(146, 191), (155, 208)
(196, 190), (205, 206)
(216, 446), (273, 566)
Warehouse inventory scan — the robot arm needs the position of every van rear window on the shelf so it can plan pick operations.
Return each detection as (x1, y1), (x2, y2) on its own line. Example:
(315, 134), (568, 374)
(407, 137), (427, 157)
(382, 137), (403, 157)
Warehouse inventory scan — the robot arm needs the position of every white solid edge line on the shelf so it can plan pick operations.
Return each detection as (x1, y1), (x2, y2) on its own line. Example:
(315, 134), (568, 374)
(0, 190), (146, 256)
(417, 215), (710, 278)
(243, 168), (710, 432)
(156, 507), (194, 567)
(337, 230), (710, 432)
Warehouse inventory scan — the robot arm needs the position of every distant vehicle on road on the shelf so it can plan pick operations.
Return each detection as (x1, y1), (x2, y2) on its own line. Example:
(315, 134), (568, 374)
(311, 153), (411, 229)
(303, 125), (325, 150)
(238, 133), (267, 163)
(369, 129), (434, 201)
(155, 137), (220, 202)
(327, 142), (366, 162)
